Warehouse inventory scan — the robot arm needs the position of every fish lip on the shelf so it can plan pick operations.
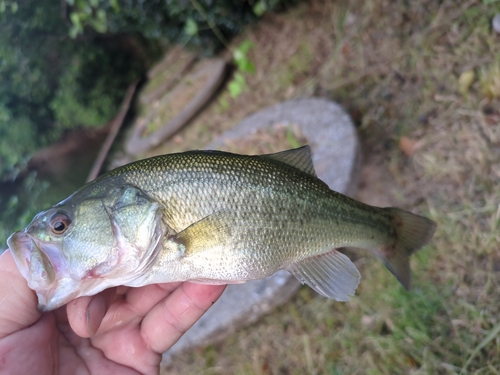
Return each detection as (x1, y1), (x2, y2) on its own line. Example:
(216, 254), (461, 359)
(7, 230), (64, 309)
(36, 287), (79, 312)
(7, 230), (34, 281)
(7, 230), (101, 312)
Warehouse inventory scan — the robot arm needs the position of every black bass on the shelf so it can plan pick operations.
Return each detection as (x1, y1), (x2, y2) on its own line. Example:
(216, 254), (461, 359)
(7, 146), (436, 311)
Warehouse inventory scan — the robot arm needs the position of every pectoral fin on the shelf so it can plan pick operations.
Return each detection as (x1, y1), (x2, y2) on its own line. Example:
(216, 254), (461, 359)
(174, 211), (233, 256)
(287, 249), (361, 301)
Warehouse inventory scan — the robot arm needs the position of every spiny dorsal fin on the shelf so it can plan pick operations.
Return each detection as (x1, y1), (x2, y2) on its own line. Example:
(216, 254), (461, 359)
(262, 146), (316, 176)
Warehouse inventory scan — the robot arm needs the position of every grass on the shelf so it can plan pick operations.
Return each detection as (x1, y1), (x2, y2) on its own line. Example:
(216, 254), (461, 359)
(133, 0), (500, 373)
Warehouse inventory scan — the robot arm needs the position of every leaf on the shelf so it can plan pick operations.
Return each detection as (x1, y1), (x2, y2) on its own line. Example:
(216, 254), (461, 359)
(399, 136), (421, 157)
(69, 12), (83, 37)
(228, 73), (246, 98)
(184, 18), (198, 36)
(238, 40), (254, 55)
(253, 0), (267, 16)
(458, 70), (475, 95)
(236, 59), (255, 74)
(286, 127), (301, 148)
(233, 49), (244, 62)
(69, 25), (80, 38)
(110, 0), (120, 12)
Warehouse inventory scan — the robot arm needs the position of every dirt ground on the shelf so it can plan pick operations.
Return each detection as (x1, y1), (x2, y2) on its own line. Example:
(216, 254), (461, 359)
(124, 0), (500, 373)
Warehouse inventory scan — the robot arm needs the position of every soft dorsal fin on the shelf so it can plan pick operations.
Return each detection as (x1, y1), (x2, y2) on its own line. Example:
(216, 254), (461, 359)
(262, 146), (316, 176)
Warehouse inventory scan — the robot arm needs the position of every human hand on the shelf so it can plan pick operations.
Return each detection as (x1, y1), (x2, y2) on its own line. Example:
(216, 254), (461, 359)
(0, 250), (226, 375)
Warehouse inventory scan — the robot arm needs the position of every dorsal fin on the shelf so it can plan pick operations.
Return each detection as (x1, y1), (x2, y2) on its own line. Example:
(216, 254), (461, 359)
(262, 146), (316, 176)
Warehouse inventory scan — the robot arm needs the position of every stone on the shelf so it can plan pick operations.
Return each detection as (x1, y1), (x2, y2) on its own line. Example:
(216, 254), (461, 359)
(126, 58), (227, 156)
(493, 14), (500, 34)
(162, 97), (360, 366)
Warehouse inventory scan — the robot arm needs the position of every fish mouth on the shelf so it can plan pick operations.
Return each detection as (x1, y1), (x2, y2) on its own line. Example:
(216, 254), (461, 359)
(7, 231), (73, 311)
(8, 231), (56, 287)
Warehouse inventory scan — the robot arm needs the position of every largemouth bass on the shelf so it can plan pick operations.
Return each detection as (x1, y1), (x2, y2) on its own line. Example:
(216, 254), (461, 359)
(7, 146), (436, 311)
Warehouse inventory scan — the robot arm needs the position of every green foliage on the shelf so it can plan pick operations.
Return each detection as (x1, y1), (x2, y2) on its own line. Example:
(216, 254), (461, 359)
(184, 18), (199, 37)
(64, 0), (301, 52)
(50, 63), (116, 131)
(0, 174), (49, 250)
(0, 0), (148, 178)
(49, 44), (141, 133)
(233, 40), (256, 73)
(0, 108), (36, 177)
(228, 41), (255, 98)
(253, 1), (268, 17)
(0, 0), (63, 176)
(0, 0), (149, 245)
(0, 1), (18, 13)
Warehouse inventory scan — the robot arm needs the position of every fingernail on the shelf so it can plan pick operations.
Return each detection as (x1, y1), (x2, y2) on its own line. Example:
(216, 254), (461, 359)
(86, 295), (105, 336)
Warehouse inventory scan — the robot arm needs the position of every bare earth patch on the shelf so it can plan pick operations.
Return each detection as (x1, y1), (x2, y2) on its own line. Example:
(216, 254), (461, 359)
(135, 0), (500, 373)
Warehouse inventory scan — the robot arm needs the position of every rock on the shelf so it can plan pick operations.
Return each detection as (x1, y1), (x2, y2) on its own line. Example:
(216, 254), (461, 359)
(493, 14), (500, 34)
(126, 58), (228, 156)
(162, 97), (360, 366)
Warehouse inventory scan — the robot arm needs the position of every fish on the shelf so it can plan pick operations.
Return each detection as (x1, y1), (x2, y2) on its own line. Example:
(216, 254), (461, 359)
(7, 146), (436, 311)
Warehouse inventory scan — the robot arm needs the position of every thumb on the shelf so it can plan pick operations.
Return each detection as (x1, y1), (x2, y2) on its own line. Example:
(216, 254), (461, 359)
(0, 250), (41, 338)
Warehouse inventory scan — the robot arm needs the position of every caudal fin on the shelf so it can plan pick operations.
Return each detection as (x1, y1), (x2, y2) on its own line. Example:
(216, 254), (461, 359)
(379, 208), (436, 290)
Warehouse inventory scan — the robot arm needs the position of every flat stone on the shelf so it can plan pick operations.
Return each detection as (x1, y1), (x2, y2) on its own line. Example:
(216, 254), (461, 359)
(139, 47), (197, 105)
(162, 97), (360, 366)
(126, 58), (228, 156)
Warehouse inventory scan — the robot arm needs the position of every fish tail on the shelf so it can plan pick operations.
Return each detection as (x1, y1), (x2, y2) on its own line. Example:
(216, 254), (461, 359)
(378, 208), (436, 290)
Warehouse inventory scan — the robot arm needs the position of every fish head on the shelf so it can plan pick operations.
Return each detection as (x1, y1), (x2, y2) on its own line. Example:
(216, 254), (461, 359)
(7, 184), (163, 311)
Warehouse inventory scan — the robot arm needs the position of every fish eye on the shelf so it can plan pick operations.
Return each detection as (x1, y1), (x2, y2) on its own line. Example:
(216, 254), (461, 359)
(49, 213), (71, 235)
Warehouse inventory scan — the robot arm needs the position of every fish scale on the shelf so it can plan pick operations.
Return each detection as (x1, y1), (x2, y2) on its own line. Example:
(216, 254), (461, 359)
(7, 146), (436, 311)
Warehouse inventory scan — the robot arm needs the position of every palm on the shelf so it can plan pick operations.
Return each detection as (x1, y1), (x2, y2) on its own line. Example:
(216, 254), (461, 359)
(0, 253), (225, 375)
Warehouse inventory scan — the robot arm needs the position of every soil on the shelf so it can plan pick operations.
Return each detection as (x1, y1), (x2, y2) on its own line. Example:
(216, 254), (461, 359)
(220, 122), (308, 155)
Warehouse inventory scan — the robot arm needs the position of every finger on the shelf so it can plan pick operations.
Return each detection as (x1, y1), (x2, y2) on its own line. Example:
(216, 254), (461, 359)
(93, 282), (182, 334)
(67, 287), (116, 338)
(87, 283), (225, 375)
(0, 250), (40, 338)
(116, 286), (129, 295)
(124, 282), (181, 316)
(140, 283), (226, 353)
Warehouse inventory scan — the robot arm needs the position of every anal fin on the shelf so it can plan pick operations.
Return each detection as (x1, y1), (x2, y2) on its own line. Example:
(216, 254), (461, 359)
(286, 249), (361, 301)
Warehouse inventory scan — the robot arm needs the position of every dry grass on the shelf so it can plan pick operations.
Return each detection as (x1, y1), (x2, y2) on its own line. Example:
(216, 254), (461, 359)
(148, 0), (500, 373)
